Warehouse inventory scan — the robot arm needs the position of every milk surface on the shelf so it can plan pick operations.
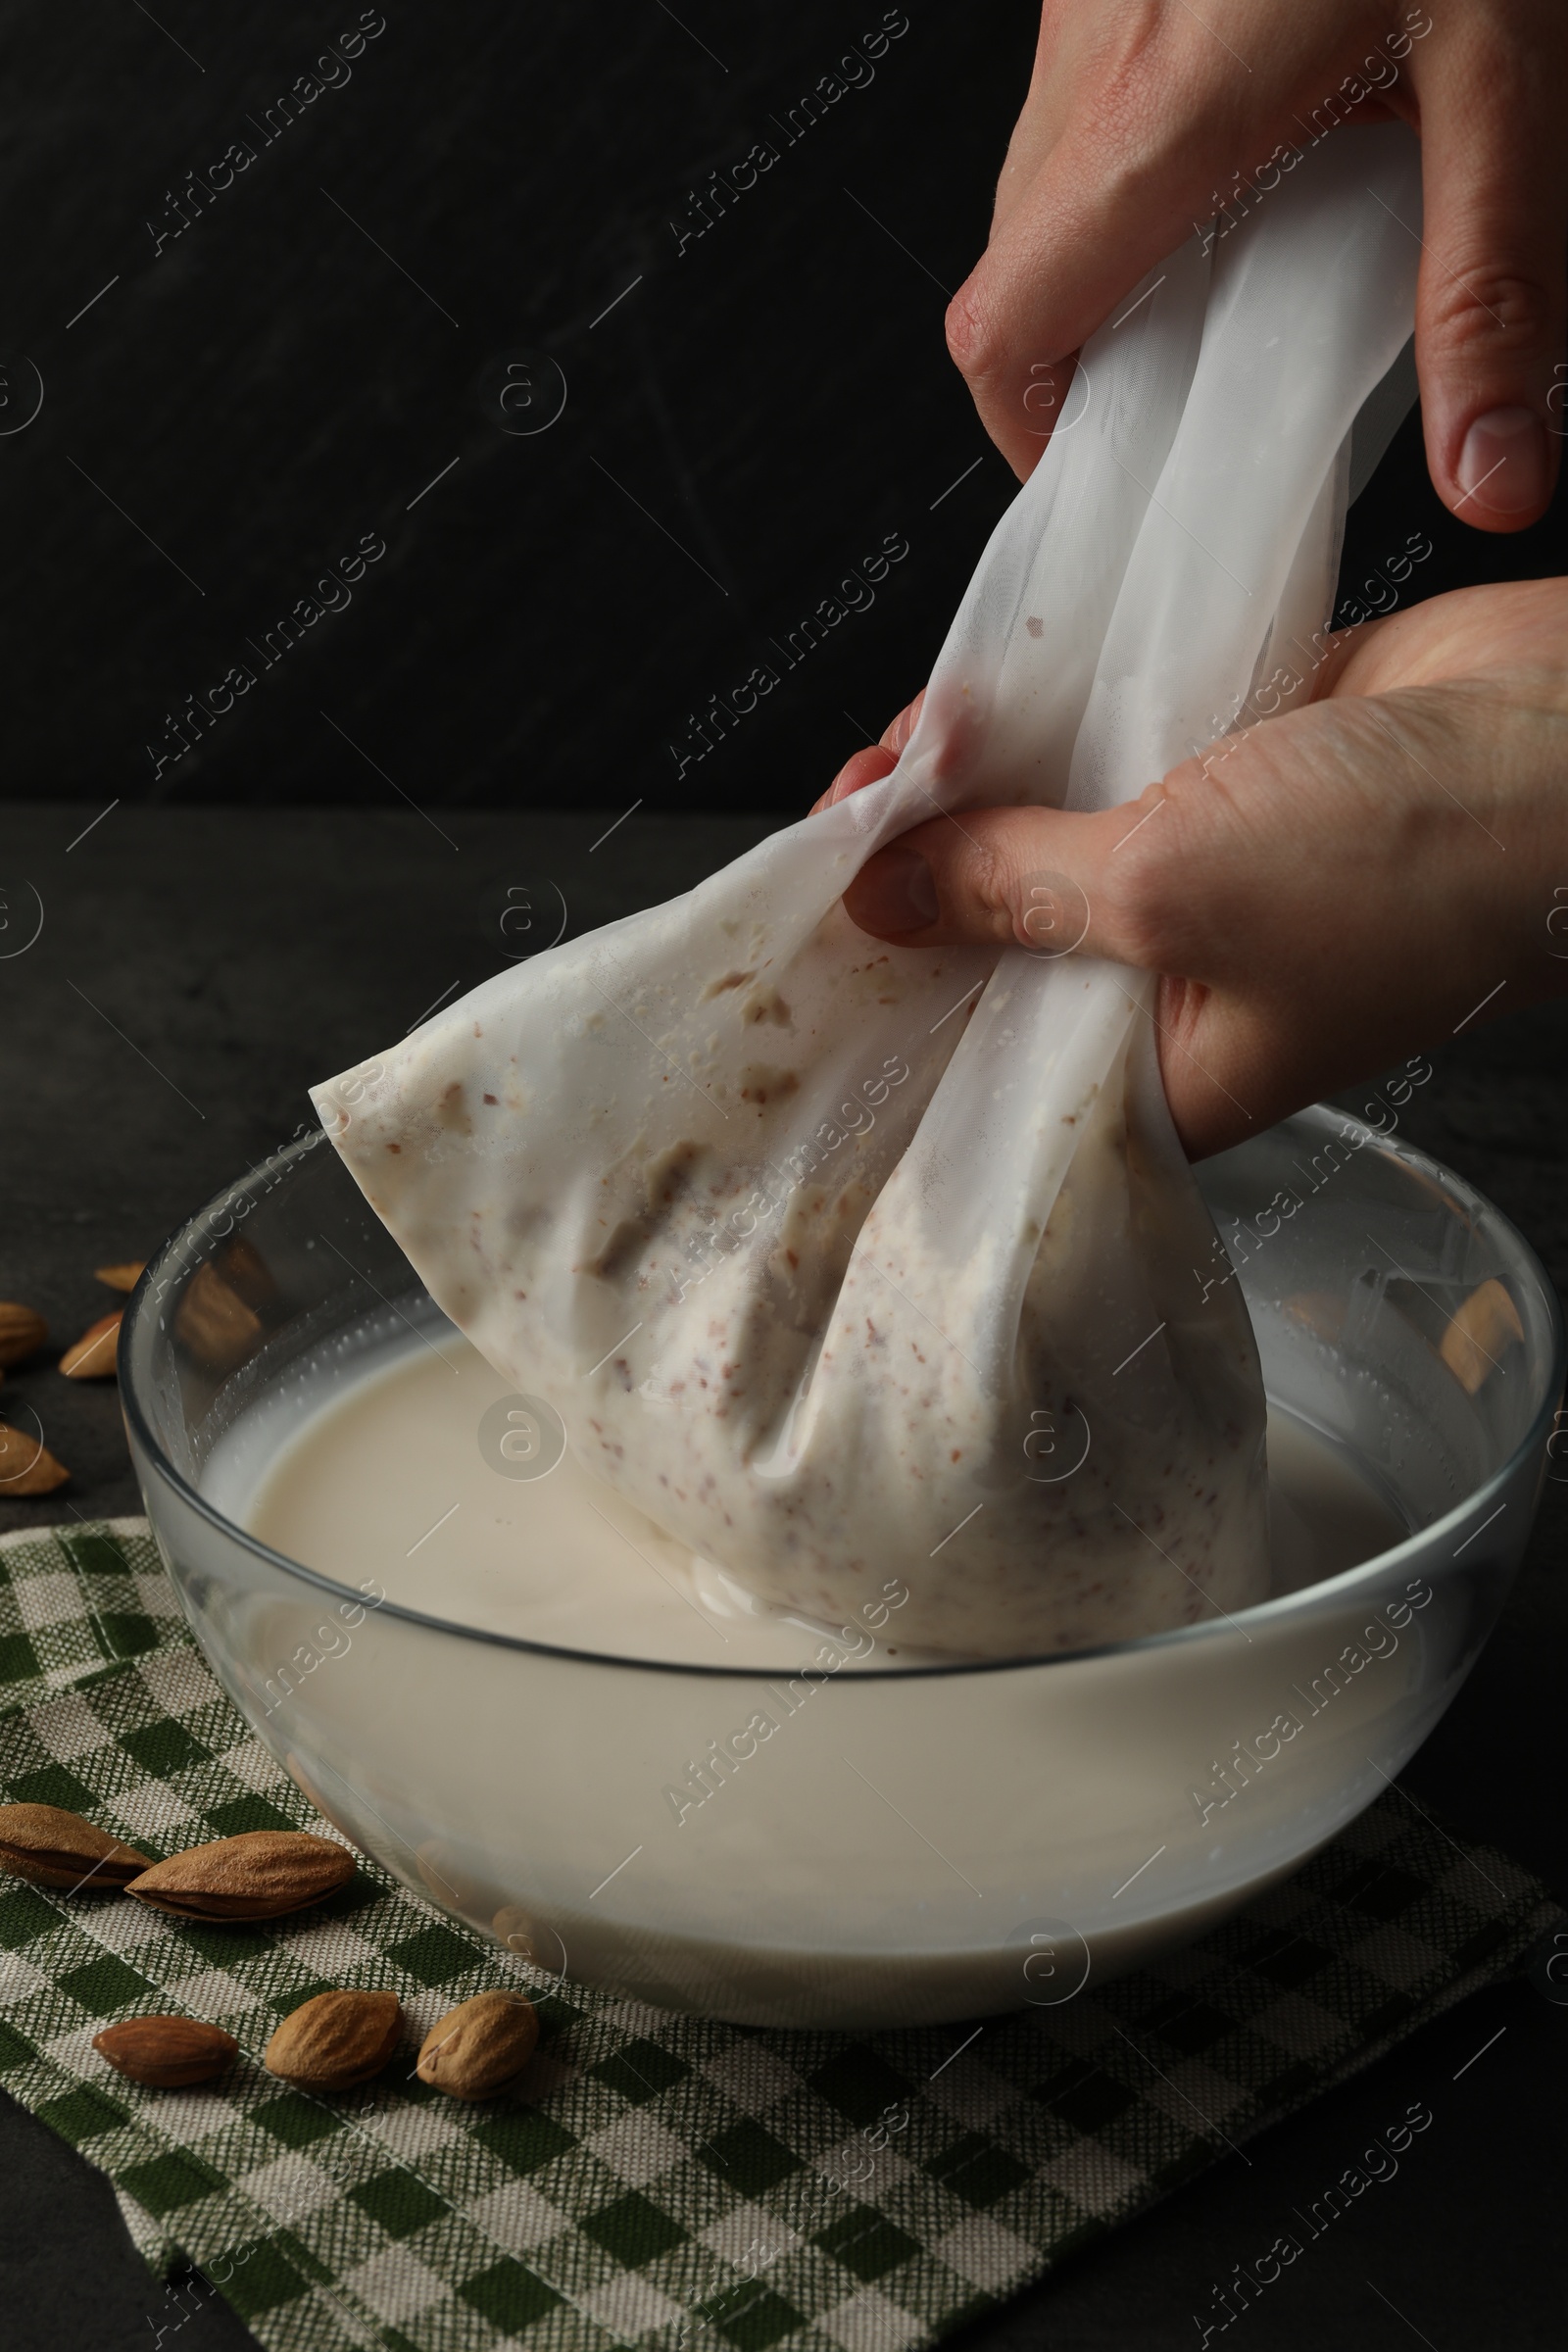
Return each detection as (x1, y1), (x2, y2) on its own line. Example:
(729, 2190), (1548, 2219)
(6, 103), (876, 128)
(230, 1331), (1402, 1665)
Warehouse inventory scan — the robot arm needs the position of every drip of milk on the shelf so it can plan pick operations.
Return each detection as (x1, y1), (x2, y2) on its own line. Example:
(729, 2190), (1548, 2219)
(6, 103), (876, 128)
(223, 1328), (1403, 1668)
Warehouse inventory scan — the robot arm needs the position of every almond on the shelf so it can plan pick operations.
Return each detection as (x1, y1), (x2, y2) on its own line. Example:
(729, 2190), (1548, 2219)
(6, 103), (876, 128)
(265, 1989), (402, 2090)
(0, 1302), (47, 1368)
(491, 1905), (562, 1977)
(492, 1903), (541, 1960)
(173, 1263), (264, 1372)
(60, 1310), (122, 1380)
(0, 1420), (69, 1495)
(94, 2016), (237, 2088)
(125, 1830), (355, 1921)
(221, 1236), (275, 1310)
(1284, 1290), (1348, 1345)
(1440, 1276), (1526, 1396)
(0, 1803), (153, 1889)
(95, 1261), (147, 1293)
(416, 1989), (538, 2100)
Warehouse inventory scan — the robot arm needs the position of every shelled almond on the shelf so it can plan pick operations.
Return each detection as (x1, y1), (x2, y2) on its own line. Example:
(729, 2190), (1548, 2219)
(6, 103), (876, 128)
(0, 1302), (47, 1367)
(416, 1990), (538, 2099)
(265, 1989), (402, 2090)
(10, 1794), (551, 2109)
(94, 2017), (237, 2088)
(125, 1831), (356, 1921)
(59, 1310), (122, 1379)
(0, 1421), (69, 1494)
(0, 1803), (152, 1888)
(173, 1262), (263, 1372)
(1439, 1277), (1526, 1396)
(94, 1261), (146, 1294)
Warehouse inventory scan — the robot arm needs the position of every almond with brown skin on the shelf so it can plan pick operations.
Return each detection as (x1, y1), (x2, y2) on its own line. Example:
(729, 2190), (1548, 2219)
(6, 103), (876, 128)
(492, 1904), (543, 1962)
(173, 1263), (264, 1372)
(0, 1803), (153, 1889)
(94, 2016), (238, 2088)
(1440, 1276), (1526, 1396)
(416, 1990), (538, 2100)
(60, 1311), (122, 1379)
(94, 1261), (146, 1293)
(0, 1421), (69, 1494)
(0, 1302), (47, 1367)
(264, 1989), (402, 2090)
(220, 1236), (275, 1310)
(125, 1831), (355, 1921)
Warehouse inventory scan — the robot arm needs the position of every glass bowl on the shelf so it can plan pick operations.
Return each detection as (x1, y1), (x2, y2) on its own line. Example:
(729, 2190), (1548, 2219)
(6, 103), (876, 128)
(120, 1104), (1564, 2031)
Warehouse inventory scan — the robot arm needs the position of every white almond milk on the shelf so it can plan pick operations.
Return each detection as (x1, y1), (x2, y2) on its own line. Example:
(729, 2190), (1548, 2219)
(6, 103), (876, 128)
(195, 1321), (1424, 2028)
(231, 1331), (1400, 1667)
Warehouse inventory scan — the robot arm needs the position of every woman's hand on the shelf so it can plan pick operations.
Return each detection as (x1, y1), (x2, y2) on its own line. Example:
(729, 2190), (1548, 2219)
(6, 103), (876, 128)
(823, 580), (1568, 1157)
(952, 1), (1567, 530)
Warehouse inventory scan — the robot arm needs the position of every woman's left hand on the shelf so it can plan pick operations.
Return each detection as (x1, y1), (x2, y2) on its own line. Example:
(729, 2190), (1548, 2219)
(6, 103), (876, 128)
(818, 579), (1568, 1157)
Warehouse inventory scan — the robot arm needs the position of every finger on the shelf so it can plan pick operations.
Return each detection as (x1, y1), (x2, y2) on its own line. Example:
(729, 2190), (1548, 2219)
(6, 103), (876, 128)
(809, 746), (896, 817)
(946, 78), (1253, 479)
(947, 0), (1435, 482)
(1146, 976), (1364, 1163)
(841, 797), (1168, 956)
(835, 789), (1421, 1165)
(881, 688), (924, 753)
(839, 793), (1263, 1155)
(809, 693), (926, 814)
(1412, 27), (1568, 530)
(1151, 976), (1263, 1161)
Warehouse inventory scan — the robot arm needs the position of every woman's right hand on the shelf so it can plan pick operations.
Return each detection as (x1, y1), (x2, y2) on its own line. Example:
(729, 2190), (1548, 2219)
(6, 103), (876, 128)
(946, 0), (1567, 528)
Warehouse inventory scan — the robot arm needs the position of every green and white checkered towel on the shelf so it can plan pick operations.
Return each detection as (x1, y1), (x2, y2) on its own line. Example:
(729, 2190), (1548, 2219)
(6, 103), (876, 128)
(1, 1518), (1558, 2352)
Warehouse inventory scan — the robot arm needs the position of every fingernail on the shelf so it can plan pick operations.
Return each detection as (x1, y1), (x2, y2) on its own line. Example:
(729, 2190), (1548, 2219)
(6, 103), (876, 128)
(848, 846), (939, 935)
(1457, 406), (1549, 515)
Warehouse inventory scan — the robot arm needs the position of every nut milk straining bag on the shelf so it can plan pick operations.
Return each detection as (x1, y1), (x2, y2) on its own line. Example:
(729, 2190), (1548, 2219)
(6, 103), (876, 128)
(314, 128), (1422, 1658)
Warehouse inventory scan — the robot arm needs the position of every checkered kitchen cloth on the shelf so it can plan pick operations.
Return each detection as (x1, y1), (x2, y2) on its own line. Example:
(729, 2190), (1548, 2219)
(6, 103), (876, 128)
(1, 1520), (1559, 2352)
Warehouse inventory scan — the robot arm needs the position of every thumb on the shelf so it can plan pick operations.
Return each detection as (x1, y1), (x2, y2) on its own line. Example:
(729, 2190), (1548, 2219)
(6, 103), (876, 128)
(840, 788), (1262, 1158)
(1413, 35), (1568, 530)
(841, 797), (1165, 959)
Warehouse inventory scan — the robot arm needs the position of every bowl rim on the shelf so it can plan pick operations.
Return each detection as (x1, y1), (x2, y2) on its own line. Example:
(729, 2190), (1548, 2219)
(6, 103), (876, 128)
(120, 1108), (1567, 1684)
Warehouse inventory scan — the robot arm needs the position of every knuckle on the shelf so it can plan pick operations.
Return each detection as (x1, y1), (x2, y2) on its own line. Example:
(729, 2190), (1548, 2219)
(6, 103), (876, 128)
(946, 263), (1070, 402)
(944, 286), (988, 378)
(960, 837), (1025, 945)
(923, 826), (1021, 945)
(1422, 263), (1558, 362)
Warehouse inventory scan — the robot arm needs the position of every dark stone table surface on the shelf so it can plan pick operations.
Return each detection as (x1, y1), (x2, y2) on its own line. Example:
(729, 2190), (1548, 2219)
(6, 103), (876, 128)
(1, 803), (1564, 2350)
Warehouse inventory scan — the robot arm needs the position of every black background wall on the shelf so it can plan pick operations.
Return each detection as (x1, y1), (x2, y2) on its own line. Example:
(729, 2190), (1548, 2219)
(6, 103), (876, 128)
(0, 0), (1561, 819)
